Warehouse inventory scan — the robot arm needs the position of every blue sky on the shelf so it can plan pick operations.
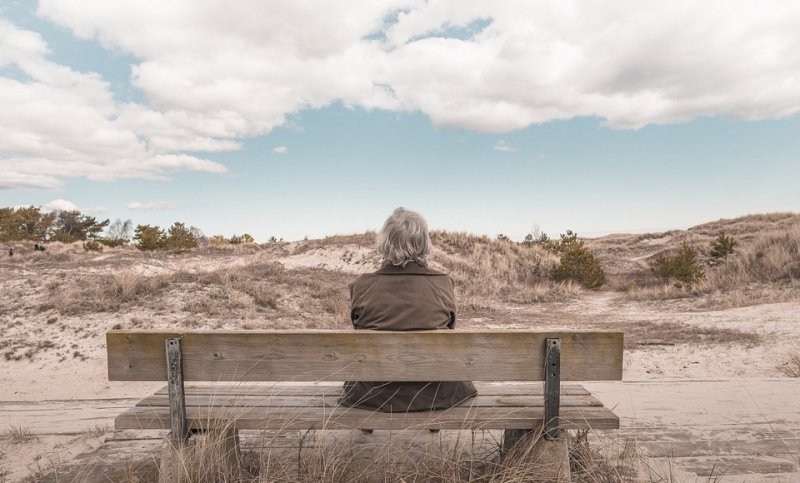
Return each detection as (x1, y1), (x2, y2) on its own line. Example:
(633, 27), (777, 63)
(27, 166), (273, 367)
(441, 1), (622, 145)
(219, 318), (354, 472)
(2, 1), (799, 241)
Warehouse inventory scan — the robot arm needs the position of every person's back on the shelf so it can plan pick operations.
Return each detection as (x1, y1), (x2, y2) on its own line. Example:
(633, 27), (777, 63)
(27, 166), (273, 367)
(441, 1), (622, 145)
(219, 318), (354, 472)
(338, 208), (477, 412)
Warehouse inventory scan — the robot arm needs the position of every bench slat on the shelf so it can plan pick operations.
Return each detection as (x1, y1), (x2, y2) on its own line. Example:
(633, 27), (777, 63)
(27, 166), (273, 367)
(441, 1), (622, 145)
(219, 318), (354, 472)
(135, 394), (605, 409)
(108, 330), (623, 382)
(115, 405), (619, 431)
(154, 382), (592, 397)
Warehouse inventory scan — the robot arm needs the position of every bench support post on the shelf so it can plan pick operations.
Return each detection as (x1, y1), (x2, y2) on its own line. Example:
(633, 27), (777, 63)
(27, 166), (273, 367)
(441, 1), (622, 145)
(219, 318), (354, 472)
(165, 338), (188, 444)
(544, 337), (561, 440)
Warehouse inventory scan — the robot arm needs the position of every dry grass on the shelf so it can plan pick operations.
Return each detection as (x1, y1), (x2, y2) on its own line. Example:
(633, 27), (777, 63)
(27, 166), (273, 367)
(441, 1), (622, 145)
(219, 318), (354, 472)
(623, 220), (800, 307)
(150, 426), (644, 483)
(1, 340), (56, 361)
(777, 348), (800, 377)
(431, 231), (570, 305)
(37, 263), (352, 328)
(2, 425), (37, 444)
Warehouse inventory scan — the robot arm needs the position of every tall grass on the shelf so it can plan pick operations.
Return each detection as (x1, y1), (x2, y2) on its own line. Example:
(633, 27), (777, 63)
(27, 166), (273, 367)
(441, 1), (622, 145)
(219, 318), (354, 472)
(431, 231), (573, 304)
(626, 221), (800, 307)
(152, 426), (641, 483)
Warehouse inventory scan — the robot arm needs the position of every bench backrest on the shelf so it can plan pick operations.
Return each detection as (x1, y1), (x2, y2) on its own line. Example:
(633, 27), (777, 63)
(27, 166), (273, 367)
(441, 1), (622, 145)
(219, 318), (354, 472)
(107, 330), (623, 382)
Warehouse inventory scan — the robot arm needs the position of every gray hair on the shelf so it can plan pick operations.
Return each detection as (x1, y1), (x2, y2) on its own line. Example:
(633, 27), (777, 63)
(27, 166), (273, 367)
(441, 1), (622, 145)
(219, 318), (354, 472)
(377, 207), (432, 267)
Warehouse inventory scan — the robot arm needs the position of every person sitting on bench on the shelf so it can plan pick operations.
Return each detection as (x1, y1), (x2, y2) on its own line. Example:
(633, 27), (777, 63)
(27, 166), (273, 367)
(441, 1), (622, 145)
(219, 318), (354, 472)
(339, 207), (477, 412)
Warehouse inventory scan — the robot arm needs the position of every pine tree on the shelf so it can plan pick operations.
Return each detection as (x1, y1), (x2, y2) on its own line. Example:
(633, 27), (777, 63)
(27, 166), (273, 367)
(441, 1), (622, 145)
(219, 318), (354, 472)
(133, 225), (166, 251)
(650, 241), (704, 284)
(709, 232), (736, 265)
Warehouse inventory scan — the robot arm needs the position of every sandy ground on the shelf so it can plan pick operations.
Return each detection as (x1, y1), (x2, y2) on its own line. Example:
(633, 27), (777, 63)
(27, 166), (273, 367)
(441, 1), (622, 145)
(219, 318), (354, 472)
(1, 242), (799, 481)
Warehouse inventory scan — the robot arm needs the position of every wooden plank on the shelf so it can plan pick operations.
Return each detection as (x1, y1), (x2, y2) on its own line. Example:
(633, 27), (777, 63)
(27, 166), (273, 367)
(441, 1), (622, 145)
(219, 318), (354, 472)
(544, 337), (561, 439)
(154, 382), (592, 397)
(115, 405), (620, 431)
(135, 394), (605, 409)
(107, 330), (623, 382)
(165, 338), (189, 444)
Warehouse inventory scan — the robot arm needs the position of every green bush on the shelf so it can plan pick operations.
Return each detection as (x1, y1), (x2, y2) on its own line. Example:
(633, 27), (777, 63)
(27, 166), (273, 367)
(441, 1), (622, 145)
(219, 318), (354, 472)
(164, 222), (197, 251)
(709, 232), (736, 265)
(550, 230), (606, 289)
(133, 225), (166, 251)
(650, 241), (705, 284)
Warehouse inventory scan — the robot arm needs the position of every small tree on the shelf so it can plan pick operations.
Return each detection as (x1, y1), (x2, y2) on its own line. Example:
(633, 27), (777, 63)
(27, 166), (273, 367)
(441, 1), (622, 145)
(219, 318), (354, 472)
(650, 241), (704, 284)
(164, 222), (197, 251)
(52, 210), (109, 243)
(133, 225), (165, 251)
(550, 230), (606, 288)
(533, 232), (558, 253)
(709, 232), (736, 265)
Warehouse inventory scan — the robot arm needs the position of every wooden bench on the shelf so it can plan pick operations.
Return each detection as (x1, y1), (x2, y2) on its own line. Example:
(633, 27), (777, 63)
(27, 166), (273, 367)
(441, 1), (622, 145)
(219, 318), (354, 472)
(107, 330), (622, 476)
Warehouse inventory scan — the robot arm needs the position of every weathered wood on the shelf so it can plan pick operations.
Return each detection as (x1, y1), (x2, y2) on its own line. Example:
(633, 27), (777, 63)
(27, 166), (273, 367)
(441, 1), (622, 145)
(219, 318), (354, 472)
(115, 404), (620, 431)
(165, 338), (188, 444)
(154, 382), (592, 397)
(544, 337), (561, 440)
(135, 393), (604, 409)
(107, 330), (623, 382)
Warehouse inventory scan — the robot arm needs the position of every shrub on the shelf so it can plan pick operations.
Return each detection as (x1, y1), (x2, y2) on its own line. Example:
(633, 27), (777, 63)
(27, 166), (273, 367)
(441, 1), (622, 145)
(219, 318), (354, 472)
(99, 238), (127, 248)
(134, 225), (166, 251)
(709, 232), (736, 265)
(650, 241), (705, 284)
(230, 233), (255, 244)
(552, 238), (606, 289)
(83, 239), (103, 252)
(164, 222), (197, 251)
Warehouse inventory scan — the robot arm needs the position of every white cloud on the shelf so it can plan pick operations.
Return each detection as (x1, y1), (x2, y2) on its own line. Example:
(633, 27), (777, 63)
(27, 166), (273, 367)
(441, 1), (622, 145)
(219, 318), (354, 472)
(273, 145), (288, 154)
(0, 19), (228, 189)
(127, 201), (176, 211)
(1, 1), (799, 189)
(493, 140), (517, 153)
(44, 198), (79, 212)
(43, 198), (107, 214)
(38, 1), (800, 133)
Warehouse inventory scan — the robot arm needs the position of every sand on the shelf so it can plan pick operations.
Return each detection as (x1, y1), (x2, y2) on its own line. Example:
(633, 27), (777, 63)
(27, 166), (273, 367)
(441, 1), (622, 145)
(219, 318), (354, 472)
(1, 240), (799, 481)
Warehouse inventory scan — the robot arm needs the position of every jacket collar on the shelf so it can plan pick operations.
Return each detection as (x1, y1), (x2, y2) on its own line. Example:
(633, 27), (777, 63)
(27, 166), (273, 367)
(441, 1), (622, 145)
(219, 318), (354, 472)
(375, 262), (447, 276)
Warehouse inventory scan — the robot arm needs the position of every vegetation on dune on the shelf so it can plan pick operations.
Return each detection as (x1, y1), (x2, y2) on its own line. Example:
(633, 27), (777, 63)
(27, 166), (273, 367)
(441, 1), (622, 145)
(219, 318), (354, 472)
(0, 205), (108, 243)
(649, 241), (705, 285)
(709, 232), (737, 265)
(133, 222), (200, 251)
(545, 231), (606, 289)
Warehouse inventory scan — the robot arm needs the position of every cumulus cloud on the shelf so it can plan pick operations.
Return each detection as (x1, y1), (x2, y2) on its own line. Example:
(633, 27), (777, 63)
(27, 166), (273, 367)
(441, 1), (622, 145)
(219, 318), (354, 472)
(37, 0), (800, 131)
(127, 201), (176, 211)
(273, 145), (288, 154)
(44, 199), (79, 212)
(0, 19), (228, 189)
(3, 1), (800, 189)
(43, 198), (107, 214)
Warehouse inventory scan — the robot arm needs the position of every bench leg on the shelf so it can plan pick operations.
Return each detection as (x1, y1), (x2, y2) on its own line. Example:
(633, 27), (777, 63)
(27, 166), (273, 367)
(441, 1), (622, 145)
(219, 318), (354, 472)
(158, 437), (189, 483)
(501, 429), (571, 482)
(219, 426), (241, 471)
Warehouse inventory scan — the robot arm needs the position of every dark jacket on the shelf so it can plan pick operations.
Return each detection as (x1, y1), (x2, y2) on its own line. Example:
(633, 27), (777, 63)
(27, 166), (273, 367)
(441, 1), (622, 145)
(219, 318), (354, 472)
(338, 262), (478, 412)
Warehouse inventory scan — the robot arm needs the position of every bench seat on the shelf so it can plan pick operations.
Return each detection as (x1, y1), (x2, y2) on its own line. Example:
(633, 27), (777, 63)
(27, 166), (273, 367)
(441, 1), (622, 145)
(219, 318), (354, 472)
(115, 382), (619, 431)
